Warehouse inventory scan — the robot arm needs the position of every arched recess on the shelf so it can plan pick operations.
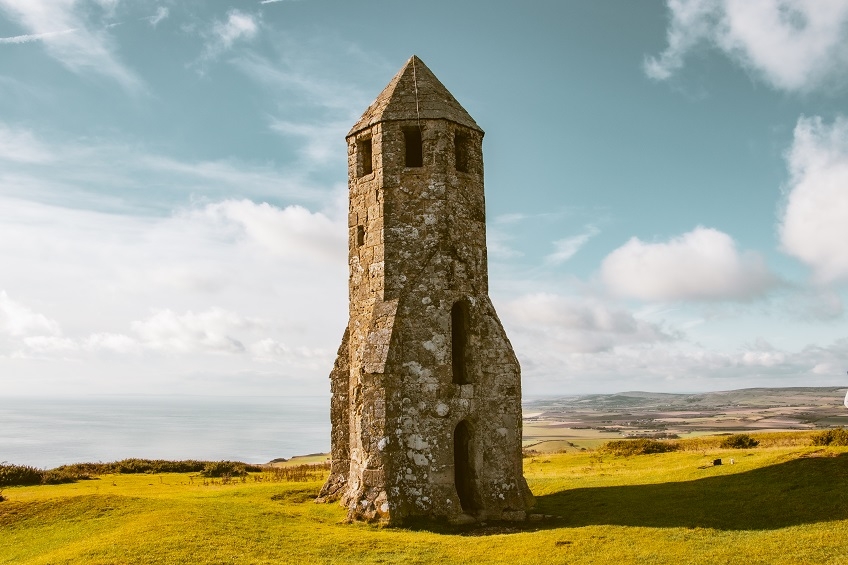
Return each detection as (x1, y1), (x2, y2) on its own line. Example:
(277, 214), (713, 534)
(451, 299), (470, 385)
(453, 420), (479, 514)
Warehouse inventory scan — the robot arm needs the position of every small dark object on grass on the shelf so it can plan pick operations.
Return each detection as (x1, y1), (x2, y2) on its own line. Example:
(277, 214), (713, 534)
(720, 434), (759, 449)
(713, 459), (722, 466)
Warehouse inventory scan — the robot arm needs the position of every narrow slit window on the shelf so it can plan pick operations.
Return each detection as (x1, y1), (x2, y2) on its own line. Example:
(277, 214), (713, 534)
(356, 225), (365, 247)
(357, 138), (373, 177)
(454, 132), (470, 173)
(451, 300), (469, 385)
(403, 128), (423, 168)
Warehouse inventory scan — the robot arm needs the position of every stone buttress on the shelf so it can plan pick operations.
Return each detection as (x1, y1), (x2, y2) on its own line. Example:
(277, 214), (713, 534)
(318, 55), (534, 523)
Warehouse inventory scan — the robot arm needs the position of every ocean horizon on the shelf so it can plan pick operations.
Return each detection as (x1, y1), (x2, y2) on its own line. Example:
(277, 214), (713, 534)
(0, 395), (331, 469)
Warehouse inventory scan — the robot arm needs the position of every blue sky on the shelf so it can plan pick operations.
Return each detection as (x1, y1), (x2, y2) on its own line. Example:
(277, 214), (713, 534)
(1, 0), (848, 397)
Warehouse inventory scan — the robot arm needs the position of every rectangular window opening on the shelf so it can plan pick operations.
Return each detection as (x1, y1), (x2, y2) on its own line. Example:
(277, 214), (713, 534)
(403, 127), (423, 168)
(451, 300), (469, 385)
(356, 225), (365, 247)
(454, 132), (470, 173)
(357, 138), (373, 177)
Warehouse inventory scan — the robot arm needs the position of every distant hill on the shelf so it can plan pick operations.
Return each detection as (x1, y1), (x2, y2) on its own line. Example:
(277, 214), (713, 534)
(524, 386), (848, 434)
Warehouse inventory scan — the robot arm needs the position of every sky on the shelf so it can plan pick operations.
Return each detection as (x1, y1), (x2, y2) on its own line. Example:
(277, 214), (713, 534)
(1, 0), (847, 397)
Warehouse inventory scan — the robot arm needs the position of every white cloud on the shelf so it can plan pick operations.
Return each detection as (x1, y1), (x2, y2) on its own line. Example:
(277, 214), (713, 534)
(0, 0), (144, 92)
(644, 0), (718, 81)
(251, 337), (290, 358)
(196, 199), (345, 263)
(269, 119), (348, 166)
(3, 299), (331, 361)
(785, 288), (845, 321)
(148, 6), (168, 27)
(198, 9), (259, 64)
(0, 291), (61, 337)
(601, 227), (777, 301)
(501, 292), (674, 354)
(546, 226), (599, 265)
(646, 0), (848, 92)
(0, 124), (52, 163)
(516, 320), (848, 396)
(83, 332), (141, 355)
(0, 125), (346, 382)
(488, 211), (581, 263)
(131, 308), (255, 354)
(0, 194), (347, 392)
(494, 290), (846, 394)
(779, 115), (848, 284)
(138, 154), (329, 206)
(233, 51), (367, 113)
(214, 10), (258, 48)
(494, 213), (529, 225)
(739, 338), (786, 367)
(250, 338), (328, 369)
(21, 335), (76, 354)
(0, 122), (333, 212)
(486, 228), (523, 260)
(228, 41), (378, 175)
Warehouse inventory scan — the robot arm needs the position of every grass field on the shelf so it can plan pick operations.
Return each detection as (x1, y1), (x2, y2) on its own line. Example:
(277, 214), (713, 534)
(2, 437), (847, 564)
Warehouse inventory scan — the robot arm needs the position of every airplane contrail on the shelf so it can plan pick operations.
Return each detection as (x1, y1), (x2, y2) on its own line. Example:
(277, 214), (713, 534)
(0, 28), (77, 45)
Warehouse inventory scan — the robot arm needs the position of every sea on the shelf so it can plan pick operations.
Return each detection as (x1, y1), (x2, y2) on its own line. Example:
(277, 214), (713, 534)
(0, 395), (330, 469)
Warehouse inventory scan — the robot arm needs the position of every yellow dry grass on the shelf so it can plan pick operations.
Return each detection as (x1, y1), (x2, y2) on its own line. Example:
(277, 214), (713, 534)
(2, 434), (847, 564)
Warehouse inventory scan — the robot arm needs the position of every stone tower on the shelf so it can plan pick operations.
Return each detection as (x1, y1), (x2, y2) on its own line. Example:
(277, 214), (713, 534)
(318, 55), (533, 524)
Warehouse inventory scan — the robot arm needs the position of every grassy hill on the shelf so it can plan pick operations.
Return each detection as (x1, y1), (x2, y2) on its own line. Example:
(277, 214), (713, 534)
(2, 433), (847, 564)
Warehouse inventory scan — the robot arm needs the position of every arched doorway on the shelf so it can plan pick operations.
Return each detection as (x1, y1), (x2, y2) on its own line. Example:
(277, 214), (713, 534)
(453, 420), (479, 514)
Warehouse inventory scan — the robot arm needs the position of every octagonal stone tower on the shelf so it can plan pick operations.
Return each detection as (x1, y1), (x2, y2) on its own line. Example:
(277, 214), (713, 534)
(318, 55), (533, 524)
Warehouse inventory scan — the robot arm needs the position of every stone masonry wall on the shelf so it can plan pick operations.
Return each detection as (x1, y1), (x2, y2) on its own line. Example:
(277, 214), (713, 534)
(320, 56), (533, 524)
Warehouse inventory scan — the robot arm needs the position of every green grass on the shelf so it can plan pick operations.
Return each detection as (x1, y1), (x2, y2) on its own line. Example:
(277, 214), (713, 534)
(2, 439), (848, 564)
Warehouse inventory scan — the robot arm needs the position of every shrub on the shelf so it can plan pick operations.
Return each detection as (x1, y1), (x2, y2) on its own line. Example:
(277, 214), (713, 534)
(598, 439), (679, 456)
(51, 462), (108, 476)
(0, 464), (44, 487)
(719, 434), (759, 449)
(110, 459), (204, 474)
(200, 461), (248, 478)
(52, 459), (263, 476)
(0, 463), (97, 486)
(1, 459), (265, 487)
(40, 468), (91, 485)
(811, 428), (848, 447)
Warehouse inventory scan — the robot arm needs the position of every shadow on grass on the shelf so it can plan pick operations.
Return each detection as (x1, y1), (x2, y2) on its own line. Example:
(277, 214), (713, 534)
(403, 452), (848, 535)
(534, 452), (848, 531)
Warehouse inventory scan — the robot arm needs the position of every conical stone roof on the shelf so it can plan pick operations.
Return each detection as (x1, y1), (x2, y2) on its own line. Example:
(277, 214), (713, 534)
(348, 55), (483, 137)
